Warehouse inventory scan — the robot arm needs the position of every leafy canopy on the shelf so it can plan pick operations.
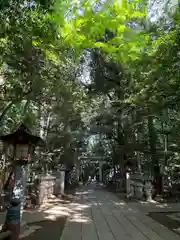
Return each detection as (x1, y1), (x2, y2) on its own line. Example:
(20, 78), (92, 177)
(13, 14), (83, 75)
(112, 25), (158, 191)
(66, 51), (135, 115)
(54, 0), (149, 63)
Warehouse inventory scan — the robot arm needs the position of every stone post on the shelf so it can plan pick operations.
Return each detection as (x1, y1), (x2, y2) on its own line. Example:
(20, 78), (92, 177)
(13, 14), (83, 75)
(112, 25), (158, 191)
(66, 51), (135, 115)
(126, 172), (131, 195)
(59, 170), (65, 195)
(99, 162), (104, 182)
(144, 180), (152, 201)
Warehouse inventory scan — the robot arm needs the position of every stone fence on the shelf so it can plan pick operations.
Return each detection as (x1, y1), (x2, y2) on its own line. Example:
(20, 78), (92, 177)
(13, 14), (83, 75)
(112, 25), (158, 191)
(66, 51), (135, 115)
(126, 172), (153, 201)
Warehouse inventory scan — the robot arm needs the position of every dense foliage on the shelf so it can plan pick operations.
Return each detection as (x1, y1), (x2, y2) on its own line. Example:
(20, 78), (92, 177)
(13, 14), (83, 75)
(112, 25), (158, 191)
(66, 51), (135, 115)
(0, 0), (180, 187)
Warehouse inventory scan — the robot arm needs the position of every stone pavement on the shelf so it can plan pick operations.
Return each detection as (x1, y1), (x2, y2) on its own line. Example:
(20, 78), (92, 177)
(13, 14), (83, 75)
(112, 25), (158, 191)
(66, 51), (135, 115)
(61, 184), (180, 240)
(126, 199), (180, 213)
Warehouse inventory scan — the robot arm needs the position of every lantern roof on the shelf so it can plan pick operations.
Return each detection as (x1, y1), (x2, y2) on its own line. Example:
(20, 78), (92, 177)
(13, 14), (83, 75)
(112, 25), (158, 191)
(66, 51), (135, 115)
(0, 123), (45, 146)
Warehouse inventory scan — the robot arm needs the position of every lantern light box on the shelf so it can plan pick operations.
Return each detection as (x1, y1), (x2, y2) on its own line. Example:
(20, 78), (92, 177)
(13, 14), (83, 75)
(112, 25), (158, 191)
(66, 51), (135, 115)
(15, 144), (29, 160)
(0, 123), (45, 163)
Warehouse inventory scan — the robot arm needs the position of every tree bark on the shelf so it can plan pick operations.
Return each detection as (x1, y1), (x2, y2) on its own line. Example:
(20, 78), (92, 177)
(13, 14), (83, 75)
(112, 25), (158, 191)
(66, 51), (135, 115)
(148, 115), (162, 194)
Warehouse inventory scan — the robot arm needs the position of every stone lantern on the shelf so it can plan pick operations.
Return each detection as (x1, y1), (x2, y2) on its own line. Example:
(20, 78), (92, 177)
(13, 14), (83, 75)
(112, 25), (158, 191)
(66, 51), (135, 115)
(0, 123), (44, 239)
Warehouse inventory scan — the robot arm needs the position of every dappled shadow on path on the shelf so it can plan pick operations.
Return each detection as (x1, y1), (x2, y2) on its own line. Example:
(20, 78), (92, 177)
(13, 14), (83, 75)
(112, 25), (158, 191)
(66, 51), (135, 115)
(21, 189), (92, 239)
(59, 184), (180, 240)
(104, 185), (180, 238)
(113, 190), (180, 213)
(25, 184), (178, 240)
(20, 217), (66, 240)
(61, 184), (141, 239)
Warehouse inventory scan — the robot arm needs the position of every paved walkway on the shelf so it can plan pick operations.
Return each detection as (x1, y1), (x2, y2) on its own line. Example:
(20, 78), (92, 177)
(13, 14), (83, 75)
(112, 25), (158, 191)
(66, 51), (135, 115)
(61, 184), (180, 240)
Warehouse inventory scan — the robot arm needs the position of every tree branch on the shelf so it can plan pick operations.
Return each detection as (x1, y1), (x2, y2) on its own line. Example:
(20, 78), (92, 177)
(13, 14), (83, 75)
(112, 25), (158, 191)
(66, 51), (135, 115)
(0, 88), (32, 123)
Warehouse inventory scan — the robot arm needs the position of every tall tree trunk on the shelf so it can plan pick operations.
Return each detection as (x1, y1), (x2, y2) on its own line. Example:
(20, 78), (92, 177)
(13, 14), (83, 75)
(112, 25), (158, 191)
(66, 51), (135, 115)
(117, 119), (126, 190)
(148, 115), (162, 194)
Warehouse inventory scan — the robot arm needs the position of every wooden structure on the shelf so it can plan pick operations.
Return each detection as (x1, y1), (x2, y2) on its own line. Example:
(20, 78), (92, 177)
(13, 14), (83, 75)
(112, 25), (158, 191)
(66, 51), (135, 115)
(0, 123), (45, 240)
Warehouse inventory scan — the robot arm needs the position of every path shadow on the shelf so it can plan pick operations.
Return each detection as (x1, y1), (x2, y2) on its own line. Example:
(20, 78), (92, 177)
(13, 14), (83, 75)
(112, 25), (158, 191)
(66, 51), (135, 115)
(20, 187), (92, 238)
(21, 217), (66, 239)
(148, 211), (180, 236)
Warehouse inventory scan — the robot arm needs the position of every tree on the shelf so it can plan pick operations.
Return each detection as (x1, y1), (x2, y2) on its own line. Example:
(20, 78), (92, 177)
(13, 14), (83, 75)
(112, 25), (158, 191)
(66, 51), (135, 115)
(1, 0), (180, 196)
(0, 0), (90, 172)
(58, 0), (180, 193)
